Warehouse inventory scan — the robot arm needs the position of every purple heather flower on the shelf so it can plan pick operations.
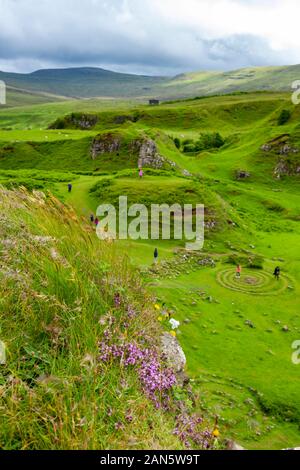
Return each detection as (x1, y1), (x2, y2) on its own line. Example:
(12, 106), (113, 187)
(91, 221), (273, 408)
(127, 306), (137, 318)
(114, 293), (122, 308)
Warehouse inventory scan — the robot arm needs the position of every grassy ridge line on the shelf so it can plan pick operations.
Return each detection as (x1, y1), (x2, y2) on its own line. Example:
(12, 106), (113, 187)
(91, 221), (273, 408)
(1, 65), (300, 103)
(0, 67), (168, 100)
(4, 87), (68, 108)
(0, 187), (185, 450)
(0, 91), (289, 131)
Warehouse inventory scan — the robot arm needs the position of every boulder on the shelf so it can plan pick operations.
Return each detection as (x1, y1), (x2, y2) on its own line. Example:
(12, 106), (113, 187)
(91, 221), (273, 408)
(236, 170), (251, 180)
(160, 332), (186, 373)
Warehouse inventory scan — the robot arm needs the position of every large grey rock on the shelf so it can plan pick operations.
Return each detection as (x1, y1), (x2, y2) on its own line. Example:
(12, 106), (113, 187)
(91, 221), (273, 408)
(160, 332), (186, 373)
(137, 139), (165, 169)
(91, 134), (122, 159)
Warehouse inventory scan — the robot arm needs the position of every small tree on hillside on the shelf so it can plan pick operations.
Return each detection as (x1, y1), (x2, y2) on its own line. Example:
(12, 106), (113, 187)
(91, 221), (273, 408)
(278, 109), (291, 125)
(173, 137), (181, 149)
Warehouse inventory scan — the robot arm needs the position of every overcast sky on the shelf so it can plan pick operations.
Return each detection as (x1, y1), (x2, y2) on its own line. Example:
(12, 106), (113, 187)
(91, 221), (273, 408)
(1, 0), (300, 75)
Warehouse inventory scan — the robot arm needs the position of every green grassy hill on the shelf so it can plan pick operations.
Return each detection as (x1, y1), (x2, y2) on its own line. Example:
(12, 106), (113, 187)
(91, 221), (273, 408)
(165, 65), (300, 97)
(4, 86), (69, 108)
(1, 64), (300, 107)
(0, 91), (299, 450)
(0, 67), (167, 101)
(1, 187), (219, 450)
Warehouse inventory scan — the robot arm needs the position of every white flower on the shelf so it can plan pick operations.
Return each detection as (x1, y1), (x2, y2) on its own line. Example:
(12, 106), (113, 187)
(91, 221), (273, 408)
(169, 318), (180, 330)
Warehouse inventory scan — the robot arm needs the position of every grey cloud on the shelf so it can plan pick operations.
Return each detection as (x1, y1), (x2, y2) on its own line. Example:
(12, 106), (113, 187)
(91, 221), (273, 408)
(0, 0), (296, 74)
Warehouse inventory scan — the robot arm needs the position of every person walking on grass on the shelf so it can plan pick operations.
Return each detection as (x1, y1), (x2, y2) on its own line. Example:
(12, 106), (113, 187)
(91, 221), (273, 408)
(154, 247), (158, 263)
(139, 168), (143, 178)
(236, 264), (242, 279)
(274, 266), (281, 281)
(94, 217), (99, 227)
(68, 183), (72, 193)
(90, 214), (94, 223)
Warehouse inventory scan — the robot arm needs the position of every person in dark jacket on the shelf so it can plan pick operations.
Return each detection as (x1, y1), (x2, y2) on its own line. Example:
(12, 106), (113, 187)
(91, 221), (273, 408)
(274, 266), (281, 280)
(68, 183), (72, 193)
(154, 248), (158, 263)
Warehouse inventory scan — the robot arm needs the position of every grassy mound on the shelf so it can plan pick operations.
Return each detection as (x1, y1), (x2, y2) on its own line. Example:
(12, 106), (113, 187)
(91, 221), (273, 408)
(0, 187), (216, 450)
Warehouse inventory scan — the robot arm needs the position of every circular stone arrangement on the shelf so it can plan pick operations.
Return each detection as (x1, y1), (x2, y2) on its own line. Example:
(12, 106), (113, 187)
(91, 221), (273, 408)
(217, 268), (289, 296)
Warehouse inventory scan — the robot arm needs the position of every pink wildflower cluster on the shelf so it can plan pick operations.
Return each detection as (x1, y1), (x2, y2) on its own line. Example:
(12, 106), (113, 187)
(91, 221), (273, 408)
(138, 349), (176, 408)
(174, 414), (213, 449)
(98, 339), (176, 408)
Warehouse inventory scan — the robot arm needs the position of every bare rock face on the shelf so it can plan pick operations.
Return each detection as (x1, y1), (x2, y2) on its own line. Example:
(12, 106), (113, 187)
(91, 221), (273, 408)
(261, 144), (272, 152)
(130, 138), (165, 169)
(274, 159), (300, 178)
(91, 134), (122, 160)
(279, 144), (299, 155)
(160, 332), (186, 373)
(260, 135), (298, 156)
(71, 114), (98, 129)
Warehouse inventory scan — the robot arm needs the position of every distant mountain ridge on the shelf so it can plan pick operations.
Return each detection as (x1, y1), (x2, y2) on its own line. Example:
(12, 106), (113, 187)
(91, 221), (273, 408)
(1, 64), (300, 104)
(0, 67), (167, 100)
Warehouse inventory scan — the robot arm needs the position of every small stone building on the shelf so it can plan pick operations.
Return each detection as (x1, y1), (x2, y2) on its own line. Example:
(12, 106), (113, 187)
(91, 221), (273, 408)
(149, 99), (160, 106)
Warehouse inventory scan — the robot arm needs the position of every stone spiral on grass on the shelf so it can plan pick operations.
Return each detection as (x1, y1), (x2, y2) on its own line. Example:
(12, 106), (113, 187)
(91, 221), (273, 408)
(217, 268), (289, 295)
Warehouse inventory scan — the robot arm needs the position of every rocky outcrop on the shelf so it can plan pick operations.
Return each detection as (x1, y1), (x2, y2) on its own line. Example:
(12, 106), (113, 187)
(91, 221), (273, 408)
(90, 134), (176, 169)
(113, 115), (138, 125)
(73, 114), (98, 129)
(260, 135), (299, 155)
(274, 159), (300, 178)
(279, 144), (299, 155)
(261, 143), (272, 152)
(160, 332), (186, 373)
(91, 134), (121, 159)
(49, 113), (98, 130)
(132, 138), (166, 169)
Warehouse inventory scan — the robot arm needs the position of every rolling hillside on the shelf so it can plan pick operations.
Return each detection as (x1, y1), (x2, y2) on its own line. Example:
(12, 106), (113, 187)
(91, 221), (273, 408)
(0, 91), (299, 450)
(4, 86), (69, 108)
(0, 67), (167, 101)
(1, 64), (300, 107)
